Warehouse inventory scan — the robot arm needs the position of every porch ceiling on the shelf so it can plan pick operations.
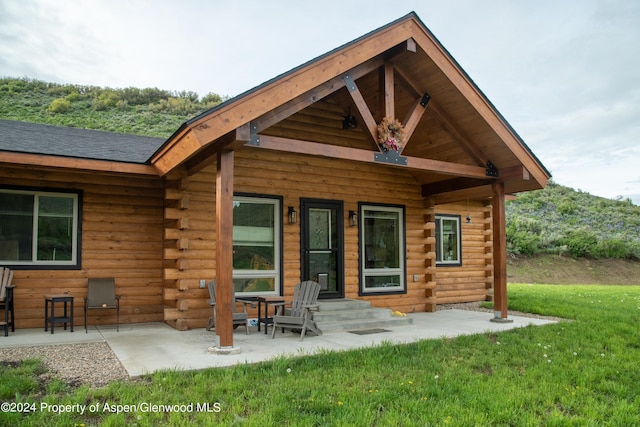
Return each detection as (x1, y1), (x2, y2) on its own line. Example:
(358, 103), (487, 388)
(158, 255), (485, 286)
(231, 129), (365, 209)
(152, 13), (550, 201)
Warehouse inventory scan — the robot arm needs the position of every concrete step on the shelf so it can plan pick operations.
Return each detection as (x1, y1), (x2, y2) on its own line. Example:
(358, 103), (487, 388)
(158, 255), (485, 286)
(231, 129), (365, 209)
(316, 299), (373, 311)
(312, 307), (397, 322)
(313, 299), (412, 334)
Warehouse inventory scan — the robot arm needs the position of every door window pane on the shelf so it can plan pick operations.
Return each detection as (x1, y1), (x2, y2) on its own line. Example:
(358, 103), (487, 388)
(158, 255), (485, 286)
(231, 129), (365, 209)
(308, 251), (337, 292)
(309, 208), (335, 249)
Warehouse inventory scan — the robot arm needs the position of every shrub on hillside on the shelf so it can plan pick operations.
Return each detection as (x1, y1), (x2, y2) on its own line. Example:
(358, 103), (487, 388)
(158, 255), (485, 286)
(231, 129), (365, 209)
(595, 239), (640, 260)
(65, 91), (81, 102)
(46, 98), (71, 113)
(560, 229), (598, 258)
(506, 216), (541, 255)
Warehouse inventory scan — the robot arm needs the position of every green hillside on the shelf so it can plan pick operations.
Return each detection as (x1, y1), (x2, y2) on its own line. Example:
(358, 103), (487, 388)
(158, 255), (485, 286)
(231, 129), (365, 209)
(507, 181), (640, 259)
(0, 77), (226, 137)
(2, 77), (638, 260)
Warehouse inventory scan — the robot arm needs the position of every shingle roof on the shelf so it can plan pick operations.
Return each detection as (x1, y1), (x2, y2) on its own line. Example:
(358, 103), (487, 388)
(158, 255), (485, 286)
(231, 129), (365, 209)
(0, 119), (165, 164)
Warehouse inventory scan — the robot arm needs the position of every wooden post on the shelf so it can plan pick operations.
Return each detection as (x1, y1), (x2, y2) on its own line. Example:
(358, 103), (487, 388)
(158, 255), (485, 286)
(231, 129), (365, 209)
(381, 63), (395, 119)
(215, 149), (235, 347)
(491, 181), (512, 322)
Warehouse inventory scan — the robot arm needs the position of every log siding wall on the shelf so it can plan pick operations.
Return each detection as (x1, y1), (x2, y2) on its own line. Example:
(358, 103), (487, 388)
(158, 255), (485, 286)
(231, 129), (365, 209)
(1, 152), (494, 331)
(162, 148), (494, 329)
(433, 201), (494, 304)
(0, 165), (164, 329)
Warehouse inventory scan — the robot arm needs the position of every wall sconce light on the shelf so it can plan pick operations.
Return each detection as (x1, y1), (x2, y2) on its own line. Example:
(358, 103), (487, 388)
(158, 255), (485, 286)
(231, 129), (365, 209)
(288, 206), (297, 224)
(466, 215), (472, 224)
(342, 114), (358, 129)
(349, 210), (358, 227)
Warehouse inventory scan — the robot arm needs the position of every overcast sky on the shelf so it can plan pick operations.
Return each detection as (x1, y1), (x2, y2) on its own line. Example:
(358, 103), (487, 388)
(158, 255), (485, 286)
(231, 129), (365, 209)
(1, 0), (638, 204)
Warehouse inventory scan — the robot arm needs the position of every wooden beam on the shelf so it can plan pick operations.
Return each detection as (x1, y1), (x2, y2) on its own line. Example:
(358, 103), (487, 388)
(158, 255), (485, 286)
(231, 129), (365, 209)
(344, 74), (379, 147)
(250, 57), (385, 135)
(215, 149), (235, 347)
(499, 165), (530, 181)
(432, 185), (493, 205)
(0, 152), (158, 176)
(382, 61), (431, 154)
(382, 63), (395, 119)
(400, 93), (430, 153)
(383, 37), (417, 60)
(422, 178), (490, 196)
(491, 181), (508, 320)
(252, 135), (494, 179)
(185, 132), (236, 175)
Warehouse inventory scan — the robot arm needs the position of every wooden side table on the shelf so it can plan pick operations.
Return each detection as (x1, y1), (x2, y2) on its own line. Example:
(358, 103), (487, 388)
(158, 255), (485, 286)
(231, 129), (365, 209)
(44, 295), (74, 334)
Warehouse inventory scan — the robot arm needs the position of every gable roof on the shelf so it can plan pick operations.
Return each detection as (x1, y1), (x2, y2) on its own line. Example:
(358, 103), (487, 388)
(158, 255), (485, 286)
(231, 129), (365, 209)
(151, 12), (550, 200)
(0, 119), (164, 164)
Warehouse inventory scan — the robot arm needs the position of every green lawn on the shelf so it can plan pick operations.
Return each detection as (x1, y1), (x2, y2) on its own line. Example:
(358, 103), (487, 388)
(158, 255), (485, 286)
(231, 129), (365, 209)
(2, 284), (639, 426)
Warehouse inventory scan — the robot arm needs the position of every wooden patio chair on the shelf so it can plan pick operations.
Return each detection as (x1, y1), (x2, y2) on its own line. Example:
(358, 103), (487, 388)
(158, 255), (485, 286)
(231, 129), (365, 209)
(206, 280), (251, 334)
(84, 278), (120, 333)
(271, 280), (322, 341)
(0, 267), (15, 337)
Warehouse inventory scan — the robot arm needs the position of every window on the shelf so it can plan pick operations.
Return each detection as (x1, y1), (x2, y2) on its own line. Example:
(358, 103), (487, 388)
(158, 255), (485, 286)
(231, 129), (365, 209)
(360, 204), (405, 294)
(0, 189), (80, 267)
(435, 214), (461, 266)
(232, 196), (281, 295)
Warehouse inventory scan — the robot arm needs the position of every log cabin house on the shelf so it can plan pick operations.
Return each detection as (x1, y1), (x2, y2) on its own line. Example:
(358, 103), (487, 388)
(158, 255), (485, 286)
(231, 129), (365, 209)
(0, 13), (549, 347)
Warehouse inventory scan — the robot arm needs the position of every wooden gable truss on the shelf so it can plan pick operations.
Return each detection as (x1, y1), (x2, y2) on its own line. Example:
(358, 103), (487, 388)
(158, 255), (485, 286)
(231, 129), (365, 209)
(151, 13), (550, 347)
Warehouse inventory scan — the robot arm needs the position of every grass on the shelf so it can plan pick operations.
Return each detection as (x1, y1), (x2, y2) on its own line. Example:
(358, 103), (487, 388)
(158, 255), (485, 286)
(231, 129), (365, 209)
(2, 284), (639, 426)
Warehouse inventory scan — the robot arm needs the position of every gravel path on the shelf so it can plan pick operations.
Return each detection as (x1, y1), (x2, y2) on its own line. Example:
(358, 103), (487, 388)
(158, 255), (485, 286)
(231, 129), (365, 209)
(0, 303), (560, 389)
(0, 342), (129, 388)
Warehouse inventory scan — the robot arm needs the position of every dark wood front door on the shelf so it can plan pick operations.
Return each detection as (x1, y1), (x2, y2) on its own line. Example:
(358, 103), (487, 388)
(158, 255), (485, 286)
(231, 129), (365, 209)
(301, 199), (344, 299)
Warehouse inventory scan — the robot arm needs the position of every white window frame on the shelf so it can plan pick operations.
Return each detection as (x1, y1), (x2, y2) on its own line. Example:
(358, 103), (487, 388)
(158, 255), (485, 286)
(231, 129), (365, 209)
(359, 204), (406, 294)
(0, 189), (80, 267)
(232, 195), (281, 296)
(435, 214), (462, 266)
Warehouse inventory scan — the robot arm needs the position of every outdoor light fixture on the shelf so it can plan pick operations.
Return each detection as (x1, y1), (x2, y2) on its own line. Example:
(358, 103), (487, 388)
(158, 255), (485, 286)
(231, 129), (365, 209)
(342, 114), (358, 129)
(349, 210), (358, 227)
(466, 215), (472, 224)
(288, 206), (297, 224)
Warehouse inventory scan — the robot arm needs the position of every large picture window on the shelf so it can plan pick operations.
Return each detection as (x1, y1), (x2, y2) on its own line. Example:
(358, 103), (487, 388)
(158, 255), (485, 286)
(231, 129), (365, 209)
(359, 204), (406, 294)
(0, 189), (80, 267)
(232, 195), (281, 295)
(435, 214), (462, 266)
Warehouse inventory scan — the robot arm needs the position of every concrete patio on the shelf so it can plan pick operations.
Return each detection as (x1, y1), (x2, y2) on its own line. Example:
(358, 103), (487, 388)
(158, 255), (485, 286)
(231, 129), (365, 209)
(0, 310), (557, 378)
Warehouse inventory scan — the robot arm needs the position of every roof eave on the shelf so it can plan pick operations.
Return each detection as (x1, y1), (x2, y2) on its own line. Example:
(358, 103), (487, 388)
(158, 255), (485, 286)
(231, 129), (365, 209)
(0, 150), (159, 176)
